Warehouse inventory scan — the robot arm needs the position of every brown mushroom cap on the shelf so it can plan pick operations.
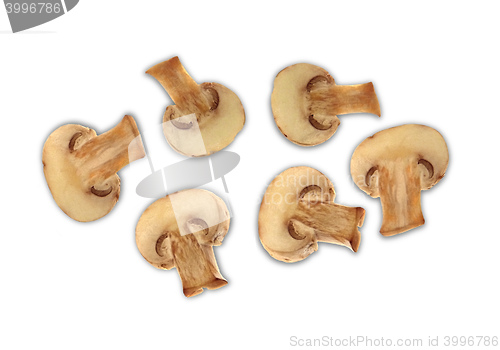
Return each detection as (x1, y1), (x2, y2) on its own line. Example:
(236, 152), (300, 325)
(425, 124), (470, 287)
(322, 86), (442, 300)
(351, 124), (449, 197)
(43, 116), (144, 222)
(147, 57), (245, 157)
(259, 167), (364, 263)
(271, 63), (380, 146)
(136, 189), (230, 297)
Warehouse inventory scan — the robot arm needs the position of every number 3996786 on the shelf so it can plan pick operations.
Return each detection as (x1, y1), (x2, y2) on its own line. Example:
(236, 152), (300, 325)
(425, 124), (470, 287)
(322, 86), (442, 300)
(5, 2), (62, 14)
(444, 336), (498, 347)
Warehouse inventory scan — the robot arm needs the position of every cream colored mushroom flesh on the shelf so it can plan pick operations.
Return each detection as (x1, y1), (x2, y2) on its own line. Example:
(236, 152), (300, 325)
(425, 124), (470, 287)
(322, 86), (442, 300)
(351, 124), (449, 236)
(136, 189), (230, 297)
(271, 63), (380, 146)
(43, 116), (145, 222)
(147, 56), (245, 157)
(259, 166), (365, 262)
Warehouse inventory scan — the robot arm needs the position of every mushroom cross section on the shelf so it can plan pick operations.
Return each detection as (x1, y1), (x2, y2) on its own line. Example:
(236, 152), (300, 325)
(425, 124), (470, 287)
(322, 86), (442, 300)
(136, 189), (230, 297)
(146, 56), (245, 157)
(258, 167), (365, 263)
(350, 124), (449, 236)
(271, 63), (381, 146)
(43, 115), (145, 222)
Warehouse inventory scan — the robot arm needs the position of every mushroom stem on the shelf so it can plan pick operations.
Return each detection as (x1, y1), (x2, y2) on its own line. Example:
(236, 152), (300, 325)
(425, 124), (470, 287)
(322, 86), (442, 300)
(378, 161), (425, 236)
(309, 82), (381, 117)
(75, 116), (145, 188)
(170, 231), (227, 297)
(292, 201), (365, 252)
(146, 56), (211, 116)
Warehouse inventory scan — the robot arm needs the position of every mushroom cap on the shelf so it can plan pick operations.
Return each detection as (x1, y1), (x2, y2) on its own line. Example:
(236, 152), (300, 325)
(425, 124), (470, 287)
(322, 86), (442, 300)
(271, 63), (338, 146)
(351, 124), (449, 196)
(163, 82), (245, 157)
(258, 166), (336, 262)
(43, 124), (120, 222)
(136, 189), (230, 269)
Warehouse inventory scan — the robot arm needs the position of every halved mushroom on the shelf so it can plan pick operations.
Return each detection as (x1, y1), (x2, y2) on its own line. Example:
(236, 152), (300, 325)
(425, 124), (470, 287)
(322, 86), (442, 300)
(146, 56), (245, 157)
(258, 167), (365, 263)
(43, 115), (145, 222)
(351, 124), (449, 236)
(271, 63), (381, 146)
(136, 189), (230, 297)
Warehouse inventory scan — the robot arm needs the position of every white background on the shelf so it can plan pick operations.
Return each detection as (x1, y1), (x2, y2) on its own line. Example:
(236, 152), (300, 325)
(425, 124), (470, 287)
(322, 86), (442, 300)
(1, 1), (499, 349)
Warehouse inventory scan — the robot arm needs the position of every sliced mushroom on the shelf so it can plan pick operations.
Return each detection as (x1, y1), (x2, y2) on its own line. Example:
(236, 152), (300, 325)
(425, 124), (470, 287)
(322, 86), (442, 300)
(43, 116), (145, 222)
(146, 56), (245, 157)
(258, 167), (365, 263)
(351, 124), (449, 236)
(136, 189), (230, 297)
(271, 63), (381, 146)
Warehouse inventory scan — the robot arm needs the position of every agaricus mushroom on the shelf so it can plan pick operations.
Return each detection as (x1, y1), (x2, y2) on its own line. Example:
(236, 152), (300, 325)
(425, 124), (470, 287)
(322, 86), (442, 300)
(271, 63), (381, 146)
(350, 124), (449, 236)
(43, 115), (145, 222)
(146, 56), (245, 157)
(136, 189), (230, 297)
(258, 166), (365, 263)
